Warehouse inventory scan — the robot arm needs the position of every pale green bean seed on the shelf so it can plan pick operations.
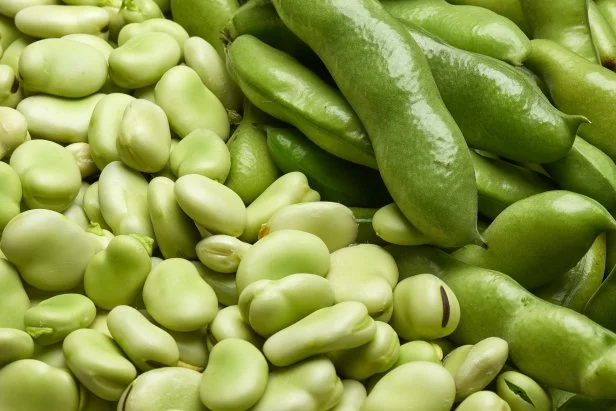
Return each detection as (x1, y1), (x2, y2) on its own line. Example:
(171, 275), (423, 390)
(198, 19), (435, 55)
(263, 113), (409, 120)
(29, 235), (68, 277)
(83, 182), (111, 230)
(0, 14), (22, 50)
(63, 328), (137, 401)
(117, 367), (205, 411)
(98, 161), (155, 239)
(236, 229), (331, 294)
(0, 160), (22, 232)
(327, 244), (399, 322)
(0, 359), (80, 411)
(443, 345), (474, 374)
(331, 380), (367, 411)
(0, 64), (17, 101)
(260, 201), (358, 252)
(24, 293), (96, 346)
(206, 305), (263, 351)
(0, 36), (35, 73)
(199, 338), (268, 411)
(0, 258), (30, 329)
(0, 0), (60, 18)
(397, 340), (443, 365)
(15, 5), (110, 39)
(192, 261), (238, 307)
(0, 209), (98, 291)
(66, 142), (97, 179)
(109, 31), (180, 89)
(32, 342), (66, 369)
(456, 391), (512, 411)
(390, 273), (461, 341)
(116, 98), (171, 172)
(17, 93), (104, 143)
(238, 273), (335, 338)
(196, 234), (251, 274)
(175, 173), (246, 237)
(166, 328), (208, 372)
(89, 310), (111, 338)
(118, 18), (188, 50)
(263, 301), (376, 367)
(88, 93), (135, 170)
(148, 176), (200, 259)
(107, 305), (180, 371)
(142, 258), (218, 332)
(18, 38), (107, 97)
(169, 128), (231, 182)
(154, 65), (229, 140)
(0, 328), (34, 366)
(102, 5), (125, 42)
(496, 371), (552, 411)
(10, 139), (81, 212)
(119, 0), (163, 24)
(62, 33), (113, 58)
(240, 172), (318, 243)
(183, 36), (242, 111)
(132, 84), (156, 102)
(373, 203), (432, 245)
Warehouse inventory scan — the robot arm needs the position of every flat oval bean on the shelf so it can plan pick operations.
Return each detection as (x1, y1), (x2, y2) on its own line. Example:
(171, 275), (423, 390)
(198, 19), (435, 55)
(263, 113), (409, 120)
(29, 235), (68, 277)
(19, 38), (107, 97)
(15, 5), (110, 38)
(16, 93), (104, 144)
(331, 380), (367, 411)
(497, 370), (552, 411)
(24, 293), (96, 346)
(456, 391), (512, 411)
(193, 261), (238, 307)
(118, 18), (188, 50)
(372, 203), (432, 246)
(119, 0), (163, 24)
(154, 65), (230, 140)
(0, 328), (34, 366)
(0, 64), (18, 101)
(0, 259), (30, 329)
(206, 305), (264, 350)
(142, 258), (218, 332)
(165, 328), (208, 372)
(10, 139), (81, 212)
(0, 0), (60, 18)
(63, 328), (137, 401)
(109, 31), (180, 89)
(0, 36), (34, 83)
(397, 340), (443, 364)
(83, 182), (111, 230)
(196, 234), (251, 273)
(169, 128), (230, 182)
(65, 142), (97, 179)
(0, 161), (22, 233)
(200, 338), (268, 411)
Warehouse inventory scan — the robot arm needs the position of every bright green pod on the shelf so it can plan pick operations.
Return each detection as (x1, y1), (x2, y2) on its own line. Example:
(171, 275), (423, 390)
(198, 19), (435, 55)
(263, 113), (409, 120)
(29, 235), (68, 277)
(589, 0), (616, 70)
(206, 305), (264, 351)
(10, 139), (81, 212)
(224, 102), (281, 205)
(553, 395), (616, 410)
(1, 209), (98, 291)
(24, 293), (96, 346)
(535, 234), (606, 312)
(0, 328), (34, 366)
(18, 38), (107, 97)
(238, 273), (335, 338)
(119, 0), (163, 24)
(15, 5), (110, 38)
(0, 359), (80, 411)
(192, 261), (238, 307)
(453, 191), (616, 289)
(117, 18), (188, 50)
(83, 182), (111, 230)
(0, 259), (29, 329)
(169, 0), (238, 57)
(116, 98), (171, 172)
(521, 0), (598, 62)
(372, 203), (432, 246)
(456, 391), (512, 411)
(263, 301), (376, 367)
(236, 229), (330, 294)
(66, 143), (97, 179)
(0, 0), (60, 18)
(196, 235), (251, 273)
(109, 32), (180, 89)
(0, 161), (21, 233)
(88, 93), (135, 170)
(471, 150), (556, 219)
(0, 64), (18, 102)
(251, 355), (343, 411)
(383, 0), (531, 65)
(525, 39), (616, 163)
(98, 161), (155, 239)
(175, 173), (246, 237)
(584, 260), (616, 332)
(446, 0), (529, 33)
(107, 305), (180, 371)
(496, 371), (552, 411)
(259, 201), (358, 252)
(240, 171), (317, 243)
(63, 328), (137, 401)
(199, 338), (268, 411)
(329, 321), (400, 381)
(227, 35), (376, 169)
(143, 258), (218, 332)
(148, 176), (200, 259)
(544, 137), (616, 211)
(118, 367), (205, 411)
(84, 234), (153, 310)
(390, 273), (461, 341)
(0, 36), (34, 80)
(183, 36), (242, 110)
(331, 380), (367, 411)
(327, 244), (398, 322)
(17, 93), (104, 144)
(154, 65), (229, 141)
(169, 128), (230, 182)
(363, 361), (456, 411)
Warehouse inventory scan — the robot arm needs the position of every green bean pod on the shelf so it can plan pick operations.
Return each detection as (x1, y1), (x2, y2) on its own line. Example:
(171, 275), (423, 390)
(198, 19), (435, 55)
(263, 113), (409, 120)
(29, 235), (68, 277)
(589, 0), (616, 70)
(585, 263), (616, 333)
(372, 203), (432, 246)
(446, 0), (529, 33)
